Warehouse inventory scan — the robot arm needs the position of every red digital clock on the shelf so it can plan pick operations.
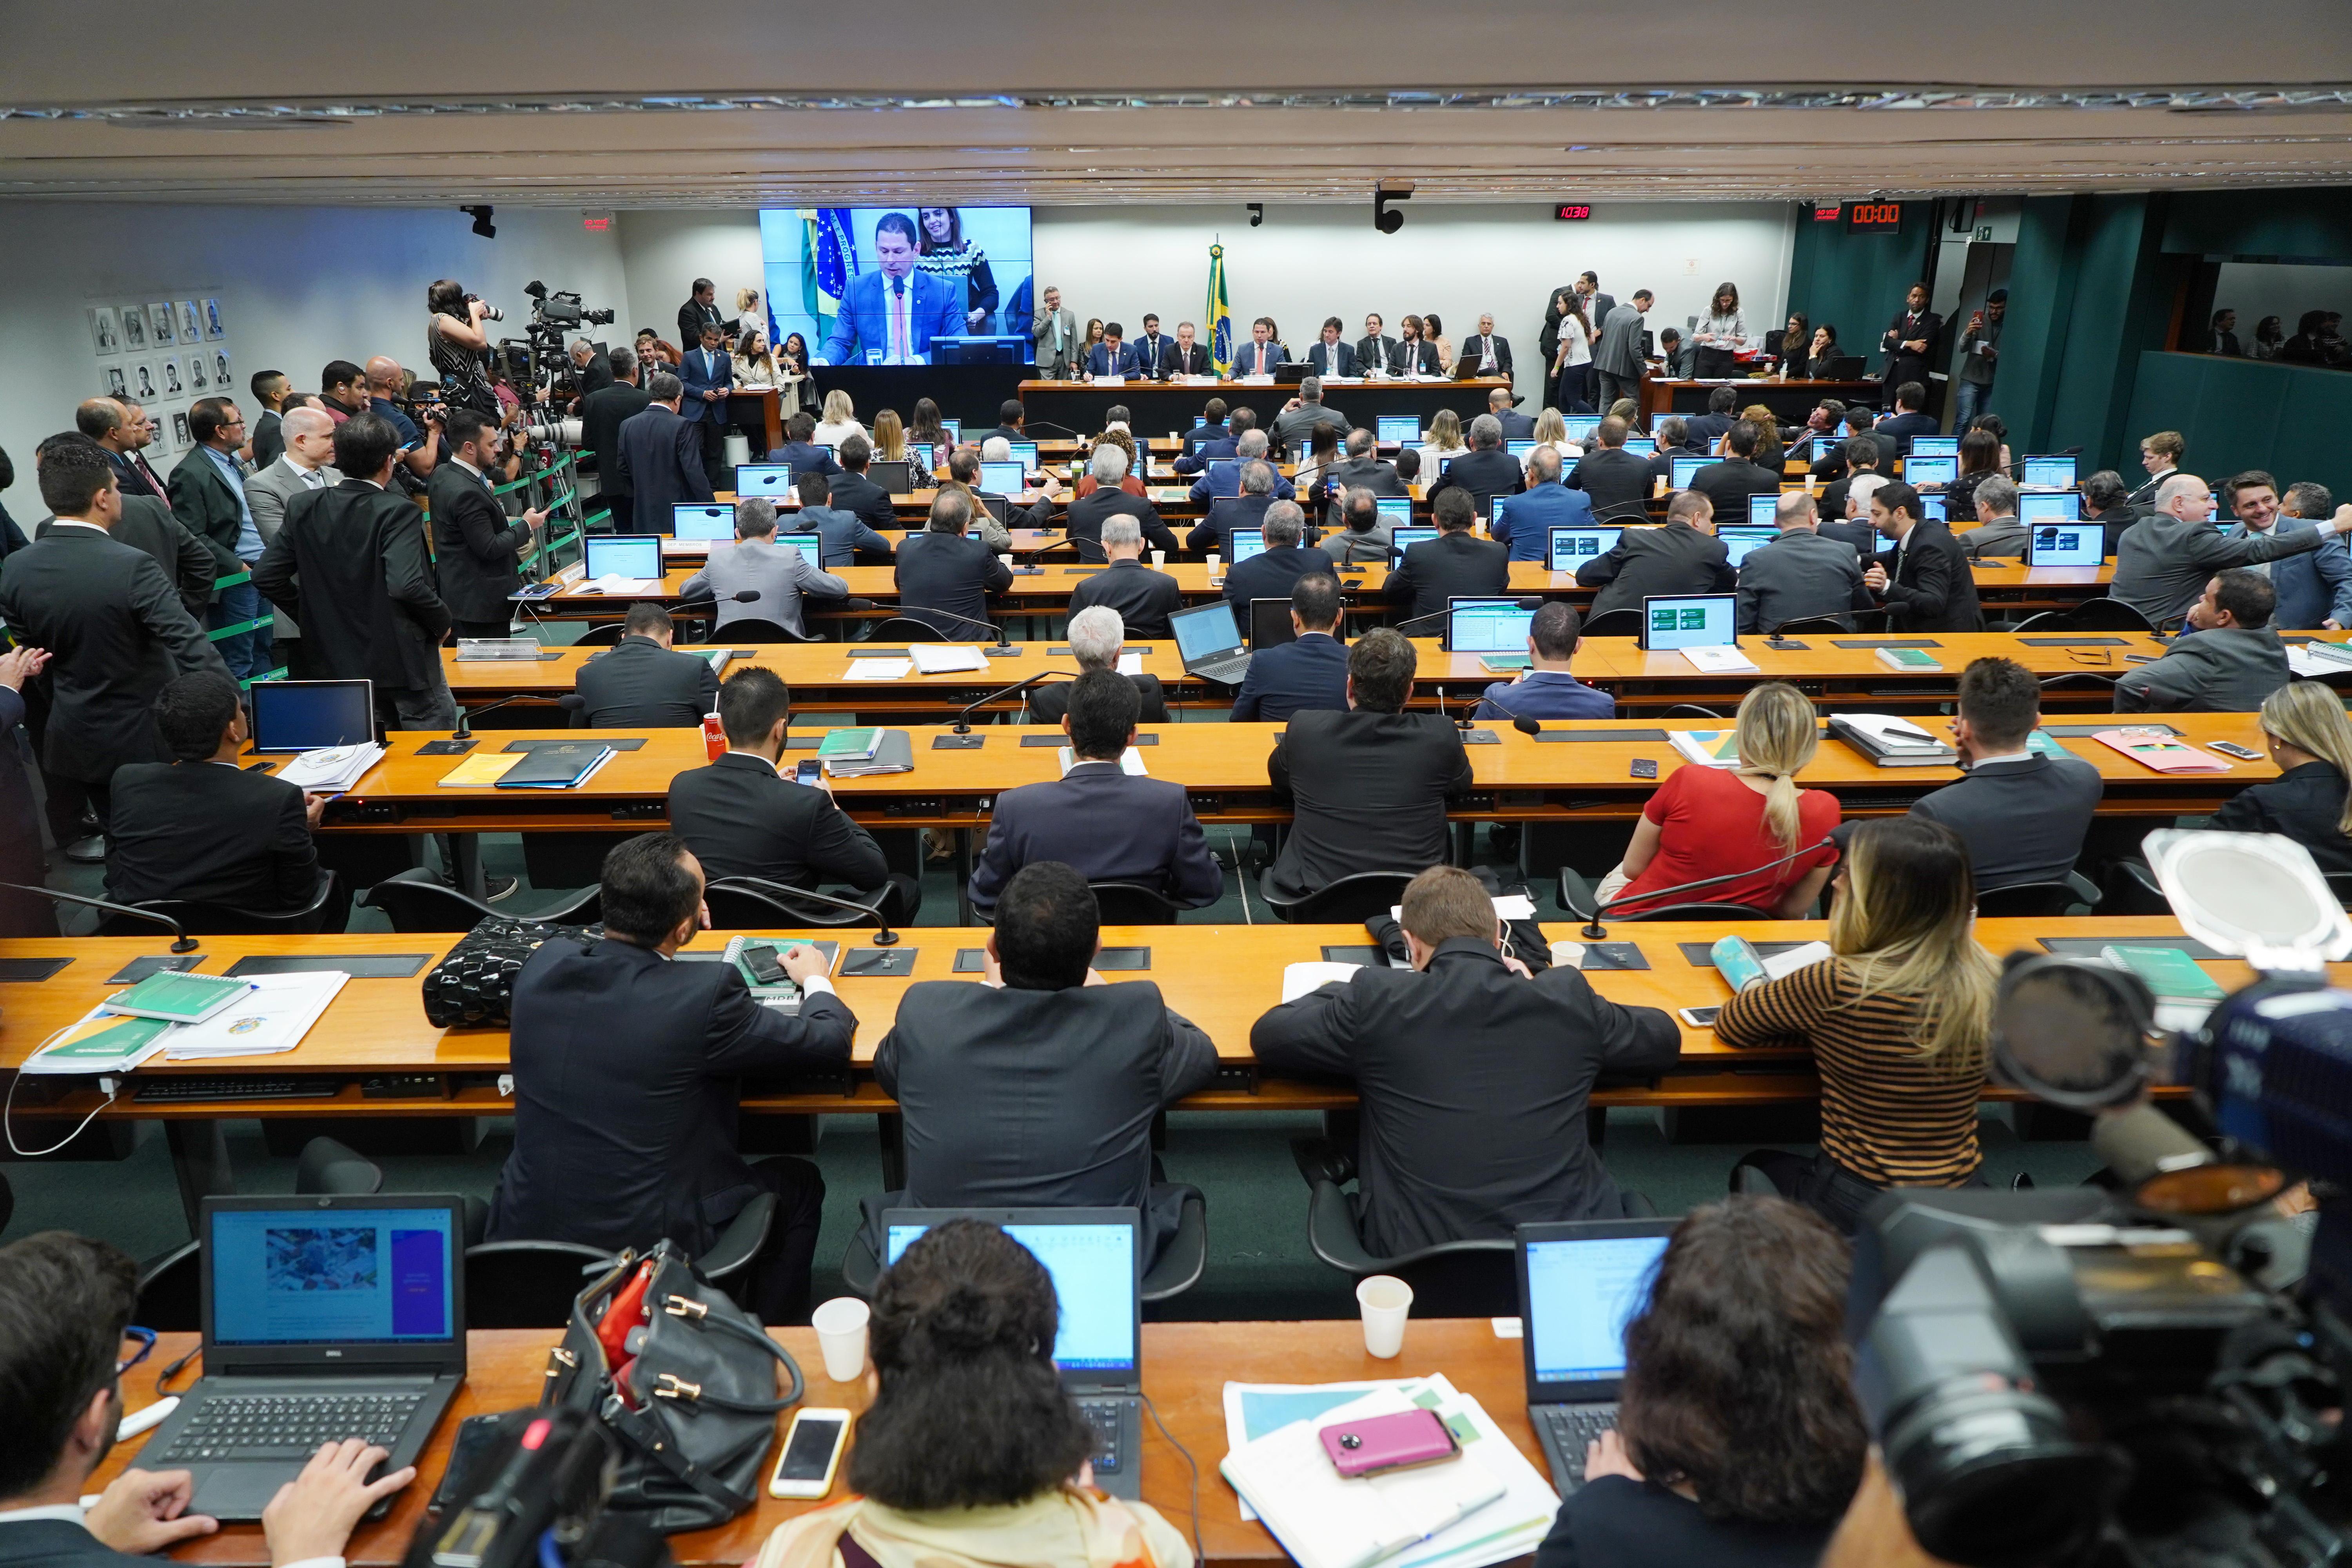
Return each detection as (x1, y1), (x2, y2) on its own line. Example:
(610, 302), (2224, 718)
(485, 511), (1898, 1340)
(1553, 203), (1593, 221)
(1846, 201), (1904, 234)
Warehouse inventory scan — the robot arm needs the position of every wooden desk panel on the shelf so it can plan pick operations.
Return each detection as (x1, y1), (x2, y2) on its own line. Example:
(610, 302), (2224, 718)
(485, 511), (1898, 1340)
(94, 1321), (1532, 1568)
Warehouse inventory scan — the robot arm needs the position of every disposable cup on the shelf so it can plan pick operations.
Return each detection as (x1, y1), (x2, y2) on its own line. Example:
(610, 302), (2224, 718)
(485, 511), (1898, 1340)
(1151, 550), (1166, 568)
(811, 1296), (870, 1382)
(1357, 1275), (1413, 1359)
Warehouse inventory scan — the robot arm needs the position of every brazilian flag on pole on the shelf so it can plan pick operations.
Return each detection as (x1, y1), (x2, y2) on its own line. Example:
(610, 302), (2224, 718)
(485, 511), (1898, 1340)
(800, 208), (854, 343)
(1205, 243), (1233, 376)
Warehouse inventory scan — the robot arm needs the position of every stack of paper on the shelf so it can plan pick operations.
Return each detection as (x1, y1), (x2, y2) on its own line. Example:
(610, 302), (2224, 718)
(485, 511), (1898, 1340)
(276, 744), (384, 792)
(1668, 730), (1740, 768)
(1058, 746), (1147, 776)
(1680, 644), (1759, 673)
(584, 572), (657, 595)
(841, 658), (913, 682)
(910, 644), (989, 675)
(1281, 962), (1362, 1002)
(24, 972), (348, 1073)
(454, 638), (544, 661)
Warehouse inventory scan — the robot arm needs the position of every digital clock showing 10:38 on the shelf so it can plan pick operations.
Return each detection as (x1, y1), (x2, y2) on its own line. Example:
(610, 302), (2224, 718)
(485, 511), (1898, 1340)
(1844, 201), (1904, 234)
(1552, 203), (1593, 221)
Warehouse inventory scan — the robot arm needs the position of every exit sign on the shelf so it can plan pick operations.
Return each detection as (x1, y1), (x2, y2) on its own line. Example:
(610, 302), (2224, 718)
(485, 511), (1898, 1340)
(1846, 201), (1904, 234)
(1552, 203), (1593, 221)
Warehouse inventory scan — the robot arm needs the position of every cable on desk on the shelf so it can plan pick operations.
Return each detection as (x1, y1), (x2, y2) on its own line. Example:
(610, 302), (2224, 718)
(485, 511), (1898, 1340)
(156, 1346), (201, 1397)
(1139, 1392), (1202, 1568)
(4, 1039), (120, 1158)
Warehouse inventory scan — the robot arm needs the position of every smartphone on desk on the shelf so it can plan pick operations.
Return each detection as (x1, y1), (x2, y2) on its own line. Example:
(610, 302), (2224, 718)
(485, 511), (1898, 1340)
(769, 1408), (851, 1499)
(1677, 1006), (1720, 1028)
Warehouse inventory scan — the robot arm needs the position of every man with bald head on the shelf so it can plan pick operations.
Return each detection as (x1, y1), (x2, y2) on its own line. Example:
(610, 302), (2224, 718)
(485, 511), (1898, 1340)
(247, 404), (343, 673)
(76, 396), (167, 502)
(365, 355), (440, 479)
(2112, 470), (2352, 625)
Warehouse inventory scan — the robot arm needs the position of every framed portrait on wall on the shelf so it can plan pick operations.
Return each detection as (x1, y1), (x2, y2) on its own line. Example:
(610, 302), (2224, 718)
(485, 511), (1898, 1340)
(169, 410), (192, 449)
(187, 353), (209, 392)
(213, 349), (231, 387)
(203, 299), (225, 339)
(161, 358), (184, 397)
(148, 302), (176, 345)
(178, 301), (203, 343)
(131, 360), (158, 401)
(102, 364), (127, 399)
(89, 306), (121, 356)
(120, 303), (148, 349)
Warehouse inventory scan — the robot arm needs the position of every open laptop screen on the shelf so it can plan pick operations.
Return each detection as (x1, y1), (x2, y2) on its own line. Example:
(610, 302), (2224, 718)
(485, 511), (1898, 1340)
(1547, 526), (1621, 571)
(1447, 597), (1536, 653)
(1376, 415), (1421, 445)
(1919, 494), (1948, 523)
(2025, 522), (2103, 567)
(885, 1215), (1138, 1374)
(1004, 439), (1040, 468)
(673, 503), (734, 541)
(2019, 492), (2081, 529)
(939, 419), (962, 444)
(1716, 525), (1777, 568)
(1621, 437), (1656, 457)
(979, 461), (1027, 495)
(207, 1204), (457, 1346)
(1563, 415), (1602, 441)
(249, 681), (373, 754)
(1746, 493), (1779, 528)
(1390, 526), (1438, 555)
(1170, 600), (1246, 664)
(584, 535), (662, 581)
(734, 463), (795, 499)
(907, 441), (934, 470)
(1523, 1229), (1668, 1390)
(2021, 455), (2077, 489)
(1670, 456), (1706, 488)
(1904, 454), (1958, 488)
(1374, 496), (1413, 529)
(1907, 435), (1959, 459)
(1642, 593), (1737, 650)
(1506, 440), (1537, 459)
(1228, 527), (1267, 563)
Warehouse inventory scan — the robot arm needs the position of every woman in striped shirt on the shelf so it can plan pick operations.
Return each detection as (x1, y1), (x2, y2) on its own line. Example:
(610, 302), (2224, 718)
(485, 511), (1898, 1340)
(1717, 817), (1997, 1233)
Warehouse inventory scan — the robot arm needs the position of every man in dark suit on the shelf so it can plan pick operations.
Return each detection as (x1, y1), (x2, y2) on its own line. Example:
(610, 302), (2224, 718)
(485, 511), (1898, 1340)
(1487, 386), (1536, 440)
(0, 1231), (414, 1568)
(896, 489), (1013, 637)
(2124, 430), (2188, 513)
(246, 369), (290, 468)
(679, 322), (735, 488)
(1577, 490), (1735, 618)
(1223, 502), (1338, 614)
(1642, 414), (1701, 490)
(430, 409), (544, 640)
(1232, 572), (1351, 722)
(1252, 865), (1680, 1252)
(573, 603), (720, 727)
(1191, 461), (1280, 554)
(1683, 386), (1742, 450)
(1316, 428), (1408, 501)
(1305, 317), (1357, 379)
(769, 411), (844, 482)
(1689, 419), (1783, 517)
(1383, 488), (1508, 622)
(166, 396), (266, 681)
(1130, 314), (1175, 379)
(1082, 321), (1140, 381)
(580, 347), (652, 515)
(1054, 446), (1177, 556)
(1878, 281), (1942, 389)
(1568, 415), (1655, 524)
(782, 470), (892, 567)
(2, 441), (227, 849)
(1907, 657), (2103, 891)
(1817, 433), (1888, 528)
(875, 860), (1216, 1262)
(824, 435), (897, 532)
(971, 670), (1220, 914)
(1875, 382), (1938, 450)
(1357, 314), (1399, 373)
(1175, 404), (1256, 473)
(570, 338), (615, 402)
(33, 433), (214, 618)
(1453, 313), (1512, 379)
(105, 671), (324, 913)
(676, 277), (737, 350)
(1265, 629), (1471, 902)
(1231, 316), (1283, 377)
(1862, 481), (1984, 633)
(81, 396), (169, 503)
(1427, 415), (1525, 515)
(667, 666), (917, 922)
(1491, 446), (1595, 562)
(253, 414), (455, 730)
(492, 832), (852, 1320)
(613, 371), (711, 535)
(0, 646), (52, 935)
(978, 399), (1027, 449)
(1178, 398), (1229, 458)
(1162, 320), (1212, 377)
(1735, 492), (1873, 633)
(1067, 517), (1183, 638)
(1393, 316), (1446, 377)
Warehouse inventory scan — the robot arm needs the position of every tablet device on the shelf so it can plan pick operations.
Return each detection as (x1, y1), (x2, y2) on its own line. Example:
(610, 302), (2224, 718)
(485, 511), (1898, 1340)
(1639, 593), (1738, 650)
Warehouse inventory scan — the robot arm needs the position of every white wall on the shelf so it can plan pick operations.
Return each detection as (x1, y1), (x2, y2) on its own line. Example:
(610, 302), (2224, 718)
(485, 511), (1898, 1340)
(612, 211), (763, 349)
(0, 202), (625, 521)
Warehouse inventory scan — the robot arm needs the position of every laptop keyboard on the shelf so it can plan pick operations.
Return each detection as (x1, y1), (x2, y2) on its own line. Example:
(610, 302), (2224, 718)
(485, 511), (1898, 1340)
(1535, 1403), (1619, 1491)
(1192, 655), (1252, 685)
(1076, 1397), (1128, 1476)
(155, 1392), (424, 1462)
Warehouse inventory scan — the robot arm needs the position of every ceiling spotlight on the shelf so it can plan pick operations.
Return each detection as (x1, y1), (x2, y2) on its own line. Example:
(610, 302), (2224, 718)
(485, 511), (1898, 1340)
(461, 204), (495, 239)
(1247, 202), (1263, 227)
(1374, 180), (1414, 234)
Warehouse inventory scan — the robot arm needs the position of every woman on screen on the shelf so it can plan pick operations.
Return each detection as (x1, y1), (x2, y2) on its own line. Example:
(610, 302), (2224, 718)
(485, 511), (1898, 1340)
(814, 388), (867, 446)
(916, 207), (1001, 335)
(778, 332), (818, 415)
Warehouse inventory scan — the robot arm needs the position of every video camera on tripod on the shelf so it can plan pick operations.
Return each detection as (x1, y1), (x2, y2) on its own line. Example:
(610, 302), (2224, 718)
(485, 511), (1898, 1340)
(1849, 829), (2350, 1567)
(496, 281), (615, 404)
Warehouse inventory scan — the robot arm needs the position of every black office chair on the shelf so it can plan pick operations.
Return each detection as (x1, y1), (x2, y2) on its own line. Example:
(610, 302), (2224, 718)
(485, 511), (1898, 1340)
(869, 617), (952, 643)
(1769, 615), (1859, 637)
(137, 1241), (202, 1332)
(1660, 703), (1724, 720)
(294, 1136), (383, 1196)
(1976, 873), (2102, 918)
(1579, 609), (1644, 639)
(2059, 598), (2155, 633)
(1259, 871), (1417, 925)
(356, 867), (602, 933)
(1089, 882), (1189, 925)
(1287, 1144), (1517, 1317)
(571, 622), (630, 647)
(98, 871), (343, 938)
(704, 876), (888, 933)
(2101, 859), (2172, 916)
(2007, 610), (2067, 634)
(715, 617), (821, 644)
(699, 1193), (778, 1309)
(462, 1241), (615, 1328)
(1556, 867), (1770, 922)
(837, 1194), (1208, 1305)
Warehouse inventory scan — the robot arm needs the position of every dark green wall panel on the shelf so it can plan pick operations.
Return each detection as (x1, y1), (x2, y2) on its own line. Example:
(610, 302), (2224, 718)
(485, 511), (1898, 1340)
(2161, 188), (2352, 260)
(2122, 352), (2352, 502)
(1784, 202), (1934, 386)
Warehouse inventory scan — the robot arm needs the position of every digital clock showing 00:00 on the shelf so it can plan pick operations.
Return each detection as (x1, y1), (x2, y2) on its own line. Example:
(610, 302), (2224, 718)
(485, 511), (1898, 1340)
(1845, 201), (1904, 233)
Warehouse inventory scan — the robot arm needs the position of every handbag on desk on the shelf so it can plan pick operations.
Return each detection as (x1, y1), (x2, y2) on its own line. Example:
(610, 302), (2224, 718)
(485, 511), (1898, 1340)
(421, 918), (603, 1029)
(541, 1241), (806, 1533)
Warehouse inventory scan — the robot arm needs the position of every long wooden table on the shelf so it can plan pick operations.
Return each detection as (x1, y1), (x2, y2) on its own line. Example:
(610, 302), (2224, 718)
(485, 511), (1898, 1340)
(95, 1321), (1536, 1568)
(1017, 376), (1512, 435)
(1640, 376), (1884, 421)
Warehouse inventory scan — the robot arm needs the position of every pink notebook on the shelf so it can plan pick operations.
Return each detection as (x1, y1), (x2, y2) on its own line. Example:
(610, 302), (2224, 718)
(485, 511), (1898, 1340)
(2092, 730), (2232, 773)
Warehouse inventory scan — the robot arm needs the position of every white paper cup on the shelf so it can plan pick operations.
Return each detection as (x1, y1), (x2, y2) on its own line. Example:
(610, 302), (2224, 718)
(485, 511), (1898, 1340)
(1206, 552), (1221, 573)
(1150, 550), (1166, 568)
(811, 1296), (870, 1382)
(1357, 1275), (1413, 1359)
(998, 553), (1015, 568)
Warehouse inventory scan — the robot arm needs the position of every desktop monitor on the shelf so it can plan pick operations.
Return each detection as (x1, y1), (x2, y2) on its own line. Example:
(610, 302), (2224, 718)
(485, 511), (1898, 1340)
(1563, 415), (1602, 442)
(2021, 455), (2078, 489)
(1919, 494), (1948, 523)
(1390, 525), (1438, 556)
(1716, 525), (1777, 568)
(1376, 414), (1421, 445)
(1746, 493), (1780, 528)
(584, 535), (663, 582)
(978, 461), (1027, 495)
(1228, 527), (1267, 563)
(881, 1211), (1138, 1377)
(1670, 456), (1707, 488)
(1373, 496), (1413, 529)
(1506, 439), (1537, 459)
(2025, 520), (2103, 567)
(907, 441), (934, 470)
(734, 463), (795, 499)
(1907, 436), (1959, 459)
(671, 503), (735, 541)
(939, 418), (962, 444)
(2018, 492), (2082, 529)
(1445, 597), (1538, 653)
(1639, 593), (1738, 650)
(1904, 454), (1958, 488)
(1622, 437), (1657, 457)
(1546, 526), (1621, 572)
(249, 680), (374, 755)
(1005, 439), (1040, 469)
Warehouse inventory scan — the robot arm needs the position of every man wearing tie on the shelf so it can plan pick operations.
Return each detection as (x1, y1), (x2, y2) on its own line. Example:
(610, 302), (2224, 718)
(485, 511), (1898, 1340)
(1132, 314), (1172, 379)
(1031, 283), (1078, 377)
(1880, 282), (1944, 402)
(1454, 314), (1513, 379)
(1167, 321), (1212, 377)
(430, 409), (545, 641)
(676, 278), (737, 352)
(1233, 316), (1282, 377)
(1084, 321), (1141, 381)
(82, 398), (169, 501)
(1306, 318), (1357, 379)
(1357, 314), (1398, 375)
(817, 212), (961, 367)
(680, 322), (735, 487)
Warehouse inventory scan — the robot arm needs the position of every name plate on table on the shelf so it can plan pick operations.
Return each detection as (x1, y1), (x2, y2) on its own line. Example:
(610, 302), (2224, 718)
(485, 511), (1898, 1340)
(108, 955), (201, 984)
(2041, 723), (2177, 737)
(1021, 733), (1158, 746)
(502, 737), (648, 752)
(958, 946), (1150, 972)
(2018, 637), (2131, 647)
(0, 958), (72, 982)
(1677, 942), (1818, 967)
(1534, 729), (1671, 742)
(2037, 936), (2218, 959)
(840, 948), (918, 977)
(1832, 639), (1942, 649)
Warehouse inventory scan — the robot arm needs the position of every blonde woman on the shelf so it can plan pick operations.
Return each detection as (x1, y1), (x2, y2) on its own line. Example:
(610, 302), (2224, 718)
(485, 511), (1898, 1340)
(1717, 817), (1998, 1232)
(1417, 407), (1469, 474)
(1599, 682), (1840, 919)
(812, 388), (866, 446)
(871, 408), (908, 463)
(2211, 680), (2352, 873)
(1528, 407), (1571, 469)
(1740, 403), (1786, 470)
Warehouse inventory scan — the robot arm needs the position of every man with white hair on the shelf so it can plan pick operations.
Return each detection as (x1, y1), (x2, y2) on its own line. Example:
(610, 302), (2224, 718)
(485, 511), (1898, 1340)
(1067, 515), (1183, 639)
(1956, 474), (2026, 559)
(1191, 457), (1281, 553)
(1427, 411), (1525, 513)
(570, 338), (614, 401)
(1272, 375), (1349, 454)
(1024, 604), (1170, 726)
(1455, 312), (1513, 379)
(2112, 471), (2352, 624)
(1052, 443), (1177, 558)
(1185, 426), (1297, 504)
(243, 402), (343, 673)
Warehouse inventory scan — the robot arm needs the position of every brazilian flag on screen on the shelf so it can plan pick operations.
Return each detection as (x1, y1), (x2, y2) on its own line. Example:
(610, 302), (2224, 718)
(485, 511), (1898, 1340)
(800, 208), (855, 342)
(1205, 243), (1232, 376)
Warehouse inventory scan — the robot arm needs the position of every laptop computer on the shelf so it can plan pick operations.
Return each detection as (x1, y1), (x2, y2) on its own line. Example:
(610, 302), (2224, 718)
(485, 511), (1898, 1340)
(1005, 439), (1040, 470)
(666, 502), (735, 555)
(1639, 592), (1738, 650)
(1505, 439), (1537, 460)
(1670, 456), (1706, 488)
(1375, 414), (1421, 446)
(734, 463), (796, 499)
(868, 459), (915, 495)
(939, 418), (962, 445)
(1445, 596), (1537, 653)
(1169, 599), (1253, 685)
(1562, 415), (1602, 443)
(1248, 598), (1297, 648)
(1373, 496), (1413, 530)
(2025, 518), (2103, 567)
(786, 536), (824, 570)
(248, 681), (374, 754)
(140, 1195), (466, 1520)
(1621, 437), (1657, 457)
(907, 440), (934, 470)
(1228, 527), (1268, 564)
(583, 534), (663, 593)
(1546, 526), (1621, 572)
(979, 460), (1027, 495)
(1904, 454), (1958, 488)
(2020, 454), (2078, 489)
(881, 1208), (1145, 1499)
(1746, 493), (1780, 529)
(1515, 1218), (1675, 1494)
(1715, 524), (1777, 568)
(1390, 524), (1438, 560)
(1919, 494), (1949, 523)
(2018, 491), (2082, 530)
(1907, 435), (1959, 459)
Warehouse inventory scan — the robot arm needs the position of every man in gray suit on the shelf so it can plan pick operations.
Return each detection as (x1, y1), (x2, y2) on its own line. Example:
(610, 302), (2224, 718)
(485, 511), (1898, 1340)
(1909, 657), (2103, 891)
(1031, 283), (1078, 378)
(2111, 472), (2352, 626)
(1734, 490), (1871, 633)
(1956, 475), (2027, 559)
(243, 405), (339, 669)
(1593, 290), (1654, 412)
(2114, 570), (2292, 713)
(681, 499), (848, 636)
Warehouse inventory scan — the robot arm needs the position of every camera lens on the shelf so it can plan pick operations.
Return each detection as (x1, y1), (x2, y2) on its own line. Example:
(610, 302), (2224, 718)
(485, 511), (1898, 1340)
(1882, 1376), (2125, 1568)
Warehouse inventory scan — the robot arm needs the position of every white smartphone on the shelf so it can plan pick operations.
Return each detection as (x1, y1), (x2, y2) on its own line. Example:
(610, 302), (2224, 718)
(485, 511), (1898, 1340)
(1677, 1005), (1720, 1028)
(768, 1407), (851, 1499)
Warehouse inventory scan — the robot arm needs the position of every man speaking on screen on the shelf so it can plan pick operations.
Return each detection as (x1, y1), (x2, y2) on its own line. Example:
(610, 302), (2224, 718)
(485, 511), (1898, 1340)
(817, 212), (963, 366)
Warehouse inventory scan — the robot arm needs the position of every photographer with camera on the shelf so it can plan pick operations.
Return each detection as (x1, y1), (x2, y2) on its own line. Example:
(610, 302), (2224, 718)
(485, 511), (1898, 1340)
(362, 358), (438, 483)
(425, 279), (501, 417)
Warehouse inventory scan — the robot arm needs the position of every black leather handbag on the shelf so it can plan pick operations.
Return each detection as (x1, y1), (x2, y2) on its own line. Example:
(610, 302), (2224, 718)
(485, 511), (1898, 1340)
(421, 920), (601, 1029)
(539, 1242), (804, 1533)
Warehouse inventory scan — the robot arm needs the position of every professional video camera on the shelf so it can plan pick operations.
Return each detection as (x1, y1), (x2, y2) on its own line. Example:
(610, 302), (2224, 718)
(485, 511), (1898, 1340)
(403, 1407), (671, 1568)
(1849, 830), (2350, 1567)
(497, 281), (615, 409)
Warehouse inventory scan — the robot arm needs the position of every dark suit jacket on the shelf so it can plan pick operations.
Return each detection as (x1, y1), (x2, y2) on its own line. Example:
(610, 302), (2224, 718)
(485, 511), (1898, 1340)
(2212, 760), (2352, 875)
(1817, 518), (1878, 557)
(895, 529), (1014, 635)
(1869, 522), (1984, 632)
(678, 345), (732, 423)
(1252, 938), (1681, 1253)
(677, 298), (737, 348)
(1880, 308), (1944, 391)
(614, 403), (713, 533)
(875, 979), (1216, 1254)
(775, 440), (842, 481)
(428, 462), (534, 622)
(0, 1519), (149, 1568)
(1225, 543), (1338, 613)
(1876, 410), (1939, 452)
(968, 762), (1222, 911)
(1064, 488), (1177, 556)
(1179, 419), (1228, 457)
(1084, 341), (1140, 378)
(1690, 458), (1782, 519)
(1318, 456), (1407, 500)
(1356, 334), (1398, 370)
(491, 936), (853, 1256)
(1907, 754), (2104, 891)
(575, 354), (615, 398)
(1577, 522), (1735, 619)
(0, 686), (48, 935)
(1392, 338), (1444, 376)
(826, 471), (897, 532)
(1162, 341), (1211, 376)
(580, 382), (652, 487)
(573, 636), (720, 727)
(0, 526), (224, 782)
(666, 750), (891, 890)
(1267, 709), (1472, 900)
(250, 409), (286, 471)
(1454, 334), (1512, 377)
(105, 761), (320, 910)
(1132, 333), (1178, 378)
(167, 446), (249, 574)
(1190, 492), (1276, 553)
(1231, 631), (1350, 722)
(1383, 530), (1510, 621)
(107, 448), (168, 504)
(1067, 559), (1184, 639)
(1306, 340), (1357, 378)
(1428, 447), (1525, 510)
(1566, 447), (1653, 522)
(1026, 671), (1168, 727)
(42, 496), (215, 617)
(253, 479), (450, 691)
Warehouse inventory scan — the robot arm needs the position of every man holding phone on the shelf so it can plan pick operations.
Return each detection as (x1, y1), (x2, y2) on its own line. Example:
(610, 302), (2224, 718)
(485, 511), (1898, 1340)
(665, 666), (922, 923)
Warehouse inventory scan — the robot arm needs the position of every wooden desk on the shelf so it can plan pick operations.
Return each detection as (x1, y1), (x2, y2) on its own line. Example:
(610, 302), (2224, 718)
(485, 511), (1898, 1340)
(94, 1321), (1534, 1568)
(1641, 377), (1882, 422)
(1016, 377), (1510, 436)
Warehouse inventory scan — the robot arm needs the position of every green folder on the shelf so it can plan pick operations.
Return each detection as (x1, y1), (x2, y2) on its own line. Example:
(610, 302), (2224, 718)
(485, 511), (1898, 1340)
(100, 970), (253, 1024)
(2101, 944), (2225, 1001)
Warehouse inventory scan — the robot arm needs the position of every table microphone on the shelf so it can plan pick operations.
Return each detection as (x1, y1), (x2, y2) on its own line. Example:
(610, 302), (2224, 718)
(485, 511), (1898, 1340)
(951, 670), (1074, 733)
(0, 882), (196, 952)
(1468, 685), (1544, 737)
(907, 608), (1011, 646)
(1579, 835), (1837, 940)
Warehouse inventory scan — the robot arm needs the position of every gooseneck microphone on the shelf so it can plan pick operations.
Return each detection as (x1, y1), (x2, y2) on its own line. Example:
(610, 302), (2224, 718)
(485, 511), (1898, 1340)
(952, 671), (1075, 733)
(1580, 834), (1837, 940)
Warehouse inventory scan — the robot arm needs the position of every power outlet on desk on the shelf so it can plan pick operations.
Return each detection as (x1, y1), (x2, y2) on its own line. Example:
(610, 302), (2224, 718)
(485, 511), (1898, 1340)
(610, 802), (666, 820)
(984, 646), (1023, 656)
(1212, 1062), (1258, 1091)
(882, 799), (944, 817)
(362, 1074), (448, 1100)
(1187, 794), (1223, 815)
(323, 800), (404, 824)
